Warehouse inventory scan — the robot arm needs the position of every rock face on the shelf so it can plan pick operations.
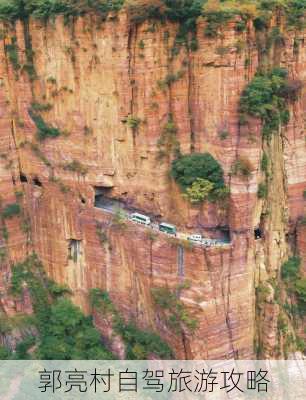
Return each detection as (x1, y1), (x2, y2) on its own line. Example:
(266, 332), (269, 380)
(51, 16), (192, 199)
(0, 12), (305, 358)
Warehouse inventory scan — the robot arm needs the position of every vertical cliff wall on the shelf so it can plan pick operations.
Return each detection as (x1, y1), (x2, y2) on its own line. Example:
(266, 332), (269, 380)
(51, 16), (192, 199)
(0, 11), (305, 358)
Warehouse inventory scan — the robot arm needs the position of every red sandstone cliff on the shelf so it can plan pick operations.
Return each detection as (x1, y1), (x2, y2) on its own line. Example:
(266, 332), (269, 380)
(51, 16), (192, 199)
(0, 12), (305, 359)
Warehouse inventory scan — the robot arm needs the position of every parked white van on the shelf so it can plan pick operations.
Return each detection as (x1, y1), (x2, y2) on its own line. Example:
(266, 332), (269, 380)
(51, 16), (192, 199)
(187, 234), (203, 243)
(130, 212), (151, 226)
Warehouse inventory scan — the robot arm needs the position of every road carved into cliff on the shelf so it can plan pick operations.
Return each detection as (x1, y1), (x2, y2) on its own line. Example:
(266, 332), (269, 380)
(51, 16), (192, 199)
(95, 196), (231, 249)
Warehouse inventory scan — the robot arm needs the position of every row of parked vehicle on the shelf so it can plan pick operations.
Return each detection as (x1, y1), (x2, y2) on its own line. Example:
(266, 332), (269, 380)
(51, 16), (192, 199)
(129, 213), (177, 235)
(129, 213), (227, 246)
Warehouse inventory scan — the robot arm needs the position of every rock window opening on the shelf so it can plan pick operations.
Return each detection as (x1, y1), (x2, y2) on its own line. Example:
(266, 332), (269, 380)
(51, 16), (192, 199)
(20, 173), (28, 183)
(68, 239), (82, 263)
(33, 177), (42, 187)
(254, 228), (262, 240)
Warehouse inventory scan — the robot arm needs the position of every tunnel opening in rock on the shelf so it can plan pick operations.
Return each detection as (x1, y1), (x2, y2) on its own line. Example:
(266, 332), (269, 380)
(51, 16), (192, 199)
(33, 177), (42, 187)
(254, 228), (262, 240)
(68, 239), (82, 263)
(220, 226), (231, 242)
(20, 173), (28, 183)
(94, 186), (113, 207)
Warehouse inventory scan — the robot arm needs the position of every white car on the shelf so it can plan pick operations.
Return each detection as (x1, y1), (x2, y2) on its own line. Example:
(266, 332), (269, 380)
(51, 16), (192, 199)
(187, 234), (203, 243)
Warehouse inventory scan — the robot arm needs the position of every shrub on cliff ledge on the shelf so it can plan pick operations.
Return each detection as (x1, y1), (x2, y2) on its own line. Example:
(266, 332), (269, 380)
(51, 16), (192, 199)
(239, 68), (300, 139)
(0, 0), (125, 21)
(5, 37), (20, 71)
(29, 109), (62, 141)
(2, 203), (21, 219)
(171, 152), (228, 203)
(151, 286), (198, 334)
(63, 160), (88, 175)
(257, 182), (267, 199)
(126, 114), (141, 130)
(184, 178), (214, 203)
(157, 116), (180, 159)
(231, 156), (253, 178)
(171, 153), (224, 190)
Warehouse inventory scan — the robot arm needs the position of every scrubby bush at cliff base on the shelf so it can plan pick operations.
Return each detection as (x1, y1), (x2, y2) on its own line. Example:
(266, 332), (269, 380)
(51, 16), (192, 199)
(37, 298), (114, 359)
(281, 256), (301, 281)
(0, 346), (11, 359)
(90, 288), (173, 359)
(4, 254), (114, 360)
(171, 152), (229, 203)
(151, 286), (198, 334)
(281, 256), (306, 316)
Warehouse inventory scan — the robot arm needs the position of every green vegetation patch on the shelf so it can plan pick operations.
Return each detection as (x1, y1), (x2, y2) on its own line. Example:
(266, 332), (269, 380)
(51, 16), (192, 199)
(281, 256), (301, 281)
(239, 68), (301, 139)
(151, 286), (198, 334)
(2, 203), (21, 219)
(281, 256), (306, 316)
(0, 0), (125, 21)
(261, 152), (269, 172)
(0, 1), (306, 36)
(90, 288), (173, 359)
(171, 152), (229, 203)
(29, 109), (62, 141)
(63, 160), (88, 175)
(231, 156), (253, 178)
(257, 182), (267, 199)
(5, 37), (19, 71)
(286, 0), (306, 29)
(126, 114), (141, 130)
(7, 254), (114, 360)
(127, 0), (205, 50)
(31, 102), (52, 112)
(157, 116), (180, 159)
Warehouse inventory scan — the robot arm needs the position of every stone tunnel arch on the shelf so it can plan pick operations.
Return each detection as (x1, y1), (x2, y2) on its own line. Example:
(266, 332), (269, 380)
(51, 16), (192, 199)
(94, 186), (113, 207)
